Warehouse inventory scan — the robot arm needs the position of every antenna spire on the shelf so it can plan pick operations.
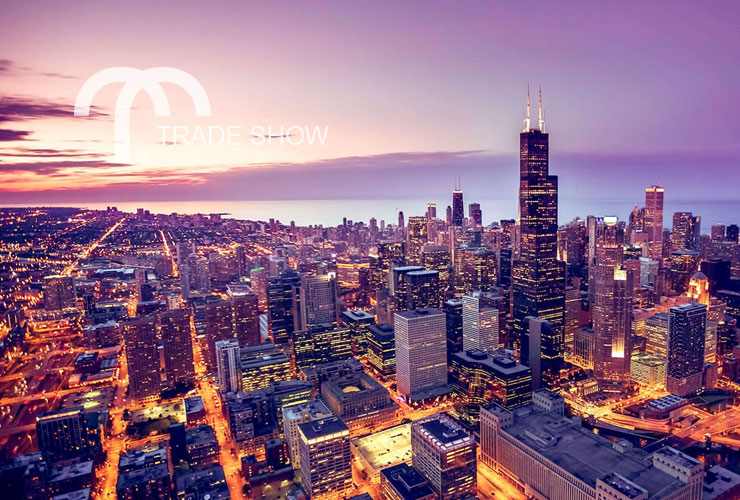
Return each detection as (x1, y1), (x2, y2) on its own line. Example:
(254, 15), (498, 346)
(523, 83), (531, 132)
(538, 85), (545, 132)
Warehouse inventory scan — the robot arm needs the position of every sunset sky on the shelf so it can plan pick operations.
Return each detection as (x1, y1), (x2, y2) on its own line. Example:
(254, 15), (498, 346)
(1, 1), (739, 207)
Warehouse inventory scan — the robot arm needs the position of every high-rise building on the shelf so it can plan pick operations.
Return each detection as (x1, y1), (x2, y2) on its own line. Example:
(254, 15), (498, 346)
(282, 399), (333, 470)
(367, 323), (396, 380)
(711, 223), (726, 241)
(298, 416), (352, 499)
(644, 185), (665, 260)
(687, 271), (710, 306)
(297, 274), (339, 331)
(511, 91), (565, 388)
(294, 324), (352, 370)
(266, 269), (302, 346)
(669, 250), (700, 294)
(394, 309), (448, 402)
(451, 349), (532, 425)
(369, 241), (405, 293)
(239, 342), (292, 392)
(422, 245), (452, 294)
(340, 309), (375, 356)
(36, 406), (89, 461)
(411, 413), (476, 500)
(727, 224), (739, 243)
(462, 292), (499, 352)
(228, 284), (261, 346)
(406, 270), (443, 310)
(159, 308), (195, 388)
(43, 275), (76, 311)
(123, 317), (161, 399)
(564, 283), (580, 356)
(667, 303), (707, 396)
(215, 338), (242, 393)
(645, 312), (670, 360)
(461, 248), (498, 293)
(468, 203), (482, 226)
(204, 299), (234, 370)
(700, 259), (731, 295)
(452, 186), (464, 227)
(671, 212), (701, 251)
(406, 216), (428, 266)
(444, 298), (463, 363)
(592, 217), (634, 383)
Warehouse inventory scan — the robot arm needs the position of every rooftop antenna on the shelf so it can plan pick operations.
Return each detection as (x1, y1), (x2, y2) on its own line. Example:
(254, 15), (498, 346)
(538, 84), (545, 132)
(523, 83), (531, 132)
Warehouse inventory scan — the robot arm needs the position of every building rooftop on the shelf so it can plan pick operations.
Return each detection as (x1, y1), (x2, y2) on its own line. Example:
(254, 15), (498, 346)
(118, 445), (167, 472)
(600, 472), (647, 499)
(414, 414), (474, 450)
(342, 309), (375, 321)
(453, 349), (531, 377)
(117, 463), (169, 490)
(185, 396), (205, 415)
(282, 399), (332, 422)
(52, 489), (91, 500)
(352, 423), (411, 472)
(380, 463), (435, 500)
(298, 415), (349, 441)
(497, 405), (689, 499)
(703, 465), (740, 500)
(395, 308), (443, 320)
(49, 460), (93, 483)
(653, 446), (701, 469)
(186, 424), (218, 447)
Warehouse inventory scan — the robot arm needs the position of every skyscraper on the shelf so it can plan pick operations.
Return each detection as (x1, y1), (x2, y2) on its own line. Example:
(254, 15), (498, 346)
(298, 416), (352, 499)
(266, 269), (302, 346)
(511, 89), (565, 388)
(452, 181), (464, 226)
(644, 185), (665, 260)
(671, 211), (701, 251)
(228, 284), (261, 346)
(468, 203), (482, 226)
(394, 308), (448, 402)
(297, 274), (339, 331)
(666, 303), (707, 396)
(123, 316), (161, 399)
(204, 299), (234, 370)
(411, 413), (476, 500)
(215, 338), (242, 393)
(159, 308), (195, 388)
(462, 292), (499, 353)
(406, 216), (428, 266)
(592, 217), (634, 383)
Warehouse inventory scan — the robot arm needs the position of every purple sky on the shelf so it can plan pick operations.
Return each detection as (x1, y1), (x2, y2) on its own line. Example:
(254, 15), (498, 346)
(1, 0), (739, 208)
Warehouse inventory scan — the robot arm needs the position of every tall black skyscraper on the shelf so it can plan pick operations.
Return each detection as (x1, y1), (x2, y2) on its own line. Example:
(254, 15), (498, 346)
(511, 88), (565, 388)
(452, 178), (464, 227)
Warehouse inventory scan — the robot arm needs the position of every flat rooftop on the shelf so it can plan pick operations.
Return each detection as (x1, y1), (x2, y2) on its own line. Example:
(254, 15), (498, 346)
(380, 463), (434, 500)
(395, 308), (443, 320)
(298, 415), (349, 441)
(704, 465), (740, 500)
(415, 415), (473, 449)
(502, 405), (688, 499)
(352, 423), (411, 472)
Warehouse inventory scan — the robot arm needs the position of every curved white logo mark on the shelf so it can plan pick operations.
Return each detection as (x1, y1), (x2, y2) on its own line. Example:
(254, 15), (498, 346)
(74, 67), (212, 163)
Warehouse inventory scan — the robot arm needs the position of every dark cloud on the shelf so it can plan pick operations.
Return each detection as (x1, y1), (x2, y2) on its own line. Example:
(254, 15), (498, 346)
(0, 96), (107, 123)
(0, 129), (33, 141)
(0, 147), (106, 159)
(0, 59), (78, 79)
(0, 159), (126, 174)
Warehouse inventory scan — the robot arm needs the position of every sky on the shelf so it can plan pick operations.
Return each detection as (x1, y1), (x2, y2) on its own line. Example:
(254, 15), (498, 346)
(1, 1), (739, 213)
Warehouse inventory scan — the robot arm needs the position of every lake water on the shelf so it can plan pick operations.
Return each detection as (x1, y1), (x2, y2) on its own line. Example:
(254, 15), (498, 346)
(4, 198), (738, 230)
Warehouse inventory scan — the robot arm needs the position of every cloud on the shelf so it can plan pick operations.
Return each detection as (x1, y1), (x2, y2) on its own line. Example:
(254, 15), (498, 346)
(0, 159), (126, 174)
(0, 96), (107, 123)
(0, 59), (78, 79)
(0, 147), (106, 159)
(0, 129), (33, 141)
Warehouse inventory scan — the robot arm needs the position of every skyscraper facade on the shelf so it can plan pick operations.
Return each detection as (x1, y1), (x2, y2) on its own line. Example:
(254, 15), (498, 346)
(215, 338), (242, 393)
(204, 298), (234, 370)
(228, 284), (261, 346)
(667, 303), (707, 396)
(511, 92), (565, 388)
(644, 185), (665, 260)
(298, 416), (353, 499)
(671, 211), (701, 251)
(298, 273), (339, 331)
(452, 188), (464, 227)
(159, 308), (195, 388)
(123, 316), (161, 399)
(462, 292), (499, 353)
(592, 217), (634, 383)
(36, 406), (90, 461)
(394, 308), (448, 402)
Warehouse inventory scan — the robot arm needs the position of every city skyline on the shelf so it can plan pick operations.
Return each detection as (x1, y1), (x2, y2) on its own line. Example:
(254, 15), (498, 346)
(2, 1), (740, 208)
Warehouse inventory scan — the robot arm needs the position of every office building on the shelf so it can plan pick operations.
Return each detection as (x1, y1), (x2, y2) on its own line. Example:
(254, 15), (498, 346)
(631, 352), (666, 388)
(644, 185), (665, 260)
(451, 349), (532, 425)
(298, 274), (340, 331)
(239, 342), (292, 392)
(159, 308), (195, 389)
(228, 284), (261, 346)
(592, 217), (634, 383)
(36, 407), (89, 461)
(369, 241), (405, 293)
(204, 299), (234, 370)
(511, 92), (565, 388)
(411, 413), (476, 500)
(367, 323), (396, 380)
(282, 400), (333, 470)
(116, 463), (170, 500)
(423, 246), (452, 294)
(294, 324), (352, 370)
(394, 309), (448, 402)
(671, 212), (701, 251)
(667, 303), (707, 396)
(645, 312), (670, 360)
(573, 327), (595, 369)
(452, 187), (464, 227)
(321, 373), (399, 434)
(43, 275), (76, 311)
(298, 416), (352, 499)
(215, 338), (242, 393)
(406, 216), (428, 266)
(444, 298), (463, 363)
(185, 425), (220, 468)
(341, 309), (375, 356)
(266, 269), (302, 346)
(468, 203), (482, 226)
(480, 400), (703, 500)
(380, 463), (436, 500)
(174, 464), (230, 500)
(123, 317), (161, 400)
(670, 250), (700, 295)
(462, 292), (499, 353)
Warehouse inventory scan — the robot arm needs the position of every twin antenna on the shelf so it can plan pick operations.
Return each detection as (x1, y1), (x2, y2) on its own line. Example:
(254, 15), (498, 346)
(454, 176), (462, 192)
(523, 83), (546, 133)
